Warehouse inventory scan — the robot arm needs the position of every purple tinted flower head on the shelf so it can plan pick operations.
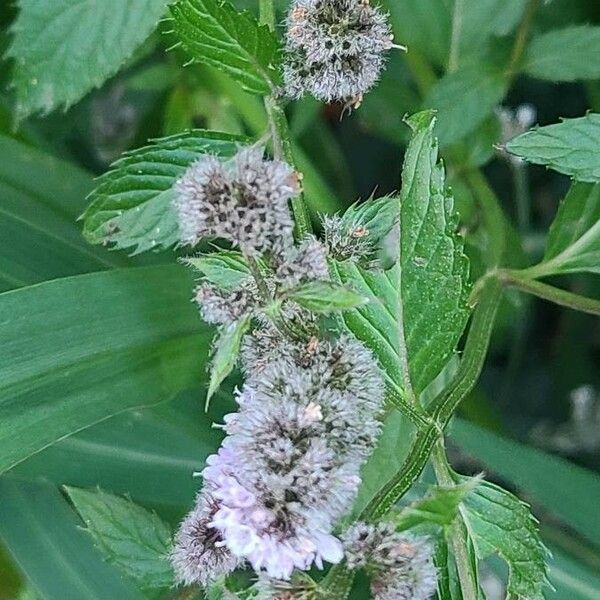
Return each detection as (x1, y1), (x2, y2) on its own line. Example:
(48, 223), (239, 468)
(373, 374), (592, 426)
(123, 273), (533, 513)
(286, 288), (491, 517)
(174, 146), (299, 256)
(170, 493), (241, 586)
(283, 0), (397, 106)
(343, 521), (438, 600)
(194, 281), (257, 326)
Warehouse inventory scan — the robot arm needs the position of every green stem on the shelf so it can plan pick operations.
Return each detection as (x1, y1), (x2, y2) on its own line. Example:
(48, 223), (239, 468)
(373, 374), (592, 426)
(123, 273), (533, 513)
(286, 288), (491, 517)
(431, 444), (478, 600)
(448, 0), (464, 72)
(507, 0), (540, 77)
(499, 270), (600, 316)
(364, 277), (502, 519)
(258, 0), (312, 239)
(511, 162), (531, 235)
(387, 385), (431, 430)
(323, 279), (502, 600)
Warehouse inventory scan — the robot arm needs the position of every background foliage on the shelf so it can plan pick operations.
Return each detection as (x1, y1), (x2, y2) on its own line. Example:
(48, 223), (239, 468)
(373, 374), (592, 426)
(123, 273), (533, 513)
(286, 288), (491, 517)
(0, 0), (599, 598)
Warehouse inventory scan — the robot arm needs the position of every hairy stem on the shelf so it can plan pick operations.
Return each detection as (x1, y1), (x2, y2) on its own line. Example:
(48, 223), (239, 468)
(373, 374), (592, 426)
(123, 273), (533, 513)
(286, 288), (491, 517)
(258, 0), (312, 238)
(431, 444), (478, 600)
(322, 279), (503, 599)
(448, 0), (464, 72)
(499, 270), (600, 316)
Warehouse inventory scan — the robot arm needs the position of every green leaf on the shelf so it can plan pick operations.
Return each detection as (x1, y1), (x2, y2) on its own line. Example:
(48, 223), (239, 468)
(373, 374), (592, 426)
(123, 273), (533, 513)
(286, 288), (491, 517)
(287, 280), (369, 312)
(0, 135), (128, 291)
(536, 182), (600, 276)
(340, 196), (398, 246)
(0, 478), (145, 600)
(451, 418), (600, 547)
(394, 477), (481, 531)
(547, 546), (600, 600)
(350, 411), (413, 519)
(0, 265), (210, 473)
(524, 26), (600, 82)
(425, 63), (506, 146)
(65, 487), (174, 589)
(506, 114), (600, 182)
(184, 250), (251, 289)
(333, 111), (471, 397)
(83, 130), (247, 254)
(10, 390), (225, 510)
(461, 480), (549, 600)
(169, 0), (280, 95)
(207, 314), (251, 406)
(8, 0), (169, 120)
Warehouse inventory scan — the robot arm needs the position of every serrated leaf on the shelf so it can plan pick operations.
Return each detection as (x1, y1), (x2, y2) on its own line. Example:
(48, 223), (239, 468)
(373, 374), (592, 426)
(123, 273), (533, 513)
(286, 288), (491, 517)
(524, 26), (600, 82)
(207, 314), (251, 406)
(394, 477), (481, 531)
(185, 251), (251, 289)
(451, 418), (600, 547)
(287, 281), (369, 312)
(506, 114), (600, 182)
(0, 478), (145, 600)
(82, 130), (247, 254)
(461, 480), (549, 600)
(425, 63), (506, 146)
(8, 0), (169, 120)
(538, 182), (600, 276)
(65, 487), (174, 589)
(169, 0), (280, 95)
(333, 111), (471, 397)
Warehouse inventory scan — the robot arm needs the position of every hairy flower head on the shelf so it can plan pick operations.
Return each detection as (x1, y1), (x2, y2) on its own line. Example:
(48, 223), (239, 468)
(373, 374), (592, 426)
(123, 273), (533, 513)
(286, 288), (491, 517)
(343, 522), (437, 600)
(195, 281), (257, 326)
(283, 0), (396, 105)
(174, 146), (299, 255)
(321, 213), (376, 266)
(171, 493), (241, 586)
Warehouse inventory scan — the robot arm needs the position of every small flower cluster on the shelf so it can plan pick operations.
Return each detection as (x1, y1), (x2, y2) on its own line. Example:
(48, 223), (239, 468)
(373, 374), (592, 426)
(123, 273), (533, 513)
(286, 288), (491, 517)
(343, 522), (437, 600)
(173, 146), (299, 256)
(496, 104), (537, 166)
(283, 0), (396, 106)
(322, 213), (375, 265)
(171, 145), (386, 589)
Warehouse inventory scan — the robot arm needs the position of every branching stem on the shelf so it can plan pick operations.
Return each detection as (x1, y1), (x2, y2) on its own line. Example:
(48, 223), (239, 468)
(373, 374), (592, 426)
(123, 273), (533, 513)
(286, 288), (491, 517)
(258, 0), (312, 239)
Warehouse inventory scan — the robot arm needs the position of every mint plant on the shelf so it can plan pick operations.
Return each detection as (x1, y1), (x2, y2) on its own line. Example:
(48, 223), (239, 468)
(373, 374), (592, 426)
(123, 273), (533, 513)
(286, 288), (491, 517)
(1, 1), (599, 599)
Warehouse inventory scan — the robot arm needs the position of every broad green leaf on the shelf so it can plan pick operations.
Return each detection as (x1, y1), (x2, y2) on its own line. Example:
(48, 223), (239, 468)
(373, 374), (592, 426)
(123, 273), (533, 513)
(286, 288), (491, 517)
(425, 63), (506, 146)
(287, 281), (369, 312)
(394, 477), (481, 531)
(0, 478), (145, 600)
(334, 111), (471, 397)
(169, 0), (280, 95)
(461, 480), (549, 600)
(0, 135), (127, 291)
(10, 390), (226, 510)
(8, 0), (169, 120)
(83, 130), (247, 253)
(207, 314), (251, 406)
(451, 419), (600, 547)
(537, 182), (600, 276)
(547, 546), (600, 600)
(524, 26), (600, 82)
(350, 411), (413, 519)
(185, 250), (251, 289)
(506, 114), (600, 182)
(0, 265), (210, 473)
(65, 487), (174, 589)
